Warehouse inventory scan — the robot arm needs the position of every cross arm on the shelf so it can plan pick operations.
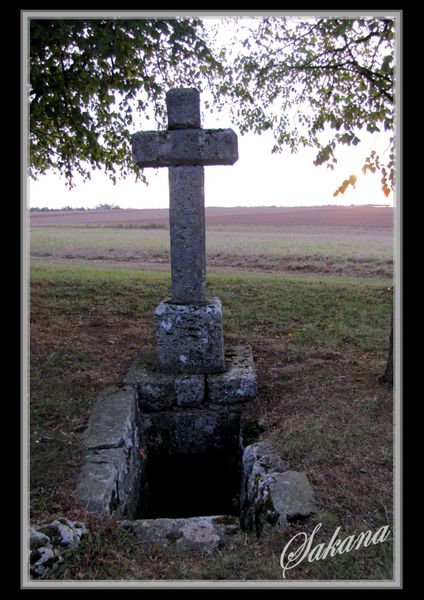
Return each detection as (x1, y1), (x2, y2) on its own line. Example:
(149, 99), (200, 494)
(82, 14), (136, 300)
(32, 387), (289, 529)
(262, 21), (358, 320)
(132, 128), (238, 168)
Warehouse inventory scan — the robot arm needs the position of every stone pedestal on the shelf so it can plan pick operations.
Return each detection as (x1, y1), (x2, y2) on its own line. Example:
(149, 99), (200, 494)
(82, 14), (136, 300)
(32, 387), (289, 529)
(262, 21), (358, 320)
(123, 345), (256, 414)
(155, 298), (225, 374)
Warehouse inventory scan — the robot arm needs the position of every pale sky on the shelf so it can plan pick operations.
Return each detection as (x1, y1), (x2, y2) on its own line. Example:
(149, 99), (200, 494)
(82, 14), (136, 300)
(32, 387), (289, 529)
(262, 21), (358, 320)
(29, 127), (393, 210)
(28, 14), (395, 210)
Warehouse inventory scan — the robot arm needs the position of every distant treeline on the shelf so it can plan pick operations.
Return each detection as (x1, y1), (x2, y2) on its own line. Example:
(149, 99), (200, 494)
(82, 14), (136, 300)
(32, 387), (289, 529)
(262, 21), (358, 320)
(30, 203), (122, 212)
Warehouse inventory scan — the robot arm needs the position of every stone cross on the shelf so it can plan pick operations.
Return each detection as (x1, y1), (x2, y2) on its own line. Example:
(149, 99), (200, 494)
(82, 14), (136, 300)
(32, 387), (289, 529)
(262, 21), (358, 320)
(132, 88), (238, 304)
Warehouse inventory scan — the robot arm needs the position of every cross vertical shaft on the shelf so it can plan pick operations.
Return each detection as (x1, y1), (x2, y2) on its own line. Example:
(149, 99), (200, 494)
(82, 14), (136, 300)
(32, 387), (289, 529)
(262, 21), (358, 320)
(167, 89), (205, 304)
(169, 165), (206, 303)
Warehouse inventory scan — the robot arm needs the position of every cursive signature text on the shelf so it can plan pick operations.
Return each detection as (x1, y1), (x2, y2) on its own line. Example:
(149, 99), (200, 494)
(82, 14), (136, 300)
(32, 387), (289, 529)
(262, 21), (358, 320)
(280, 522), (391, 578)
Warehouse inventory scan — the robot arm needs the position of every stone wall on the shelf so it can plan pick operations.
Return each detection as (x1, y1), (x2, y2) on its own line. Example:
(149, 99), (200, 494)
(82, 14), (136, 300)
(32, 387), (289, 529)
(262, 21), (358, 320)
(75, 348), (316, 535)
(75, 385), (144, 519)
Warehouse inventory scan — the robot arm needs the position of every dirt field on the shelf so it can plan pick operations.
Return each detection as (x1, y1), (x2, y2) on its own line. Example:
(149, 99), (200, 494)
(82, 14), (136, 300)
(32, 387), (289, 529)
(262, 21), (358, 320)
(30, 204), (393, 229)
(30, 204), (394, 280)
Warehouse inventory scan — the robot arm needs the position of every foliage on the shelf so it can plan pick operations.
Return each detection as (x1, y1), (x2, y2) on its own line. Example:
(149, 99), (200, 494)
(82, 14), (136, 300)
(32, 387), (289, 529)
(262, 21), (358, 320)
(212, 16), (395, 196)
(29, 18), (223, 186)
(29, 16), (396, 196)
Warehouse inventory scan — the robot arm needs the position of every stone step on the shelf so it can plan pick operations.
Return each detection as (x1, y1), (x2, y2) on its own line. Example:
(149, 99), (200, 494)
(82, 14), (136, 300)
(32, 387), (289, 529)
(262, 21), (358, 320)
(118, 515), (240, 552)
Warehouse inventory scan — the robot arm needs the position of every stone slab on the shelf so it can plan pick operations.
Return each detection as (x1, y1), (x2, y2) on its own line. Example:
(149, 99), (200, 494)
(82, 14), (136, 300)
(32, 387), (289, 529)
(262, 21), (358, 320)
(75, 385), (144, 519)
(155, 298), (225, 374)
(119, 515), (240, 552)
(81, 385), (138, 450)
(132, 128), (238, 168)
(207, 346), (257, 405)
(166, 88), (201, 129)
(75, 459), (120, 516)
(169, 165), (206, 303)
(267, 471), (317, 525)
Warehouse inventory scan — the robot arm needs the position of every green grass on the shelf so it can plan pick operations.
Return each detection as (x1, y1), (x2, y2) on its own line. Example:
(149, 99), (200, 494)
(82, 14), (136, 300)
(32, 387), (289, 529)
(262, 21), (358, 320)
(28, 262), (394, 582)
(30, 262), (392, 356)
(214, 272), (391, 354)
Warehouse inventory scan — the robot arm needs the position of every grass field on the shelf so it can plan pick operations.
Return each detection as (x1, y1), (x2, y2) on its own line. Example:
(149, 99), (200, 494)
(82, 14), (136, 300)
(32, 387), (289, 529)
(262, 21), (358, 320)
(28, 208), (395, 582)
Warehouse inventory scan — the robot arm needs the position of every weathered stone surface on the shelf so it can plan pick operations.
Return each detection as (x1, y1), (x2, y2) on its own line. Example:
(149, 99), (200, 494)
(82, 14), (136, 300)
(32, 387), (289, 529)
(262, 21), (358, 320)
(265, 471), (317, 525)
(138, 374), (175, 411)
(169, 165), (206, 303)
(175, 374), (205, 407)
(35, 518), (88, 548)
(123, 350), (206, 409)
(29, 518), (87, 579)
(76, 445), (144, 518)
(30, 544), (60, 578)
(119, 515), (239, 552)
(241, 441), (288, 532)
(75, 385), (143, 518)
(166, 88), (201, 130)
(141, 409), (241, 454)
(81, 385), (138, 450)
(155, 298), (225, 374)
(75, 459), (120, 516)
(30, 528), (50, 549)
(207, 346), (257, 405)
(246, 471), (317, 533)
(242, 442), (289, 483)
(132, 128), (238, 168)
(240, 442), (316, 533)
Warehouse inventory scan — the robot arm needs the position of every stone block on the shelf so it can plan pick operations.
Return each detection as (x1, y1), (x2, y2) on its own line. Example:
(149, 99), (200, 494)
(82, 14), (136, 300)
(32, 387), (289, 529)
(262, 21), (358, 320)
(207, 346), (257, 405)
(123, 350), (207, 410)
(166, 88), (201, 129)
(175, 374), (205, 407)
(138, 373), (175, 412)
(207, 402), (246, 415)
(155, 298), (225, 374)
(76, 445), (144, 519)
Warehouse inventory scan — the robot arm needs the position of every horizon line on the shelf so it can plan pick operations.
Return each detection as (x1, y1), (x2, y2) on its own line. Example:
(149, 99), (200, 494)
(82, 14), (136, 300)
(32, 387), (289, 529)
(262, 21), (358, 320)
(29, 203), (393, 213)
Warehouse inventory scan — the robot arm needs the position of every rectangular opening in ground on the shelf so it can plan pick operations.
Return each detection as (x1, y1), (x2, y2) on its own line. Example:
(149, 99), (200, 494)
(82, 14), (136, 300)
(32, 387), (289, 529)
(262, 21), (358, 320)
(140, 450), (241, 519)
